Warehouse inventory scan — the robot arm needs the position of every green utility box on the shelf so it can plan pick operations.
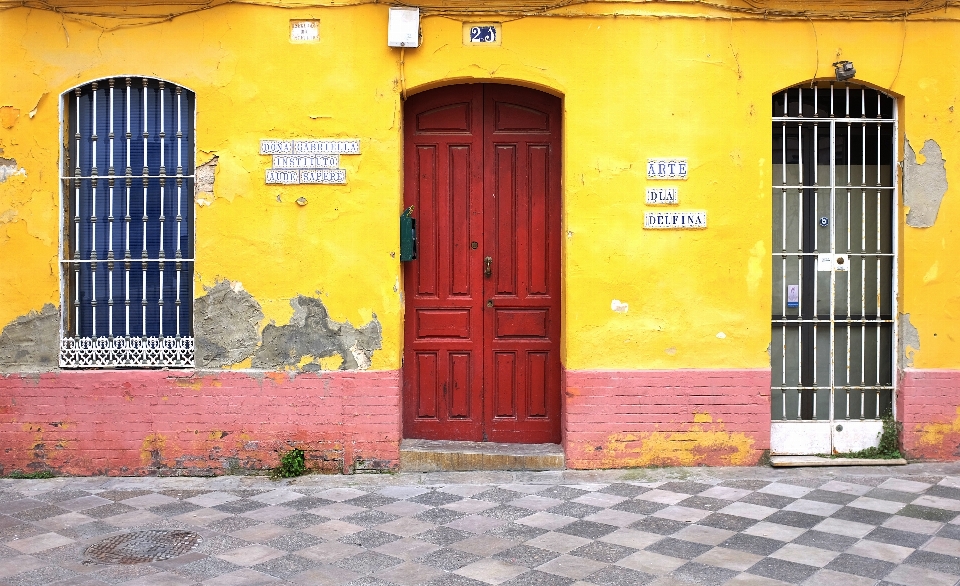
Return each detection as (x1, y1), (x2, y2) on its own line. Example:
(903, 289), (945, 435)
(400, 207), (417, 261)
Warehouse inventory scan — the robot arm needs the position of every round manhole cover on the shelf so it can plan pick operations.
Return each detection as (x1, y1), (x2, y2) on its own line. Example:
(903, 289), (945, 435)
(84, 530), (202, 565)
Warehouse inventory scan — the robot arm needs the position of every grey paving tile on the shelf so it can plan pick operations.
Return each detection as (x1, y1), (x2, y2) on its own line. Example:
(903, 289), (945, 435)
(746, 557), (818, 584)
(742, 521), (805, 543)
(260, 532), (322, 552)
(897, 505), (957, 523)
(657, 482), (714, 496)
(172, 555), (244, 581)
(864, 526), (931, 549)
(925, 485), (960, 501)
(410, 492), (467, 507)
(583, 564), (655, 585)
(937, 523), (960, 540)
(374, 537), (440, 561)
(762, 511), (821, 529)
(36, 491), (95, 504)
(672, 524), (734, 546)
(415, 527), (472, 546)
(568, 541), (636, 563)
(202, 568), (282, 585)
(334, 550), (403, 575)
(884, 515), (943, 535)
(213, 500), (268, 516)
(865, 488), (921, 504)
(547, 502), (602, 519)
(195, 535), (253, 556)
(417, 547), (483, 571)
(338, 529), (401, 549)
(486, 523), (547, 542)
(207, 516), (262, 534)
(598, 484), (649, 499)
(721, 480), (771, 491)
(10, 504), (71, 522)
(610, 500), (667, 515)
(671, 561), (738, 585)
(692, 546), (763, 571)
(719, 533), (784, 556)
(831, 506), (892, 526)
(273, 513), (327, 530)
(644, 537), (712, 560)
(60, 520), (120, 540)
(629, 517), (687, 536)
(284, 497), (335, 512)
(616, 550), (686, 575)
(536, 554), (606, 580)
(454, 557), (527, 584)
(801, 490), (858, 506)
(790, 530), (857, 552)
(0, 499), (46, 515)
(824, 552), (895, 579)
(676, 496), (731, 513)
(423, 573), (488, 586)
(375, 560), (444, 586)
(471, 489), (524, 505)
(696, 513), (757, 532)
(846, 540), (914, 563)
(524, 532), (591, 554)
(343, 494), (398, 509)
(251, 553), (322, 579)
(803, 568), (879, 586)
(342, 510), (400, 528)
(2, 564), (80, 586)
(479, 506), (535, 522)
(493, 545), (560, 568)
(883, 564), (959, 586)
(555, 521), (617, 540)
(341, 577), (396, 586)
(902, 549), (960, 575)
(497, 569), (572, 586)
(416, 508), (465, 525)
(81, 504), (139, 520)
(739, 493), (795, 510)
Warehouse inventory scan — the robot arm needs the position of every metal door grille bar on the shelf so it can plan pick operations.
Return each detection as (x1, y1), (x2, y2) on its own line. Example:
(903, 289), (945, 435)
(60, 77), (195, 368)
(771, 82), (895, 424)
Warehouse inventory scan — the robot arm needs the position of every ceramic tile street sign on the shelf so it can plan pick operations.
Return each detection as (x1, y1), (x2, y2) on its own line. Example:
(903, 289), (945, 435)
(644, 210), (706, 229)
(646, 187), (679, 205)
(647, 158), (688, 180)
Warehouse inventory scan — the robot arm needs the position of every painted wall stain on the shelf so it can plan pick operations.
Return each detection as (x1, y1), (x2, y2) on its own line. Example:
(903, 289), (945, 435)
(0, 304), (58, 372)
(600, 419), (758, 467)
(194, 280), (264, 368)
(914, 406), (960, 459)
(904, 137), (948, 228)
(899, 313), (920, 368)
(252, 295), (382, 371)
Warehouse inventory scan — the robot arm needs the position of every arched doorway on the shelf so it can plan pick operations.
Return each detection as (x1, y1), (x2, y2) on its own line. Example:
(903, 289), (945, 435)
(402, 83), (562, 444)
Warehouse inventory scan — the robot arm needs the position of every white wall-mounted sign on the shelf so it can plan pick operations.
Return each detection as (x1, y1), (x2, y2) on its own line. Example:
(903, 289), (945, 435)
(273, 155), (339, 169)
(260, 139), (360, 155)
(261, 138), (358, 185)
(388, 7), (420, 48)
(646, 187), (678, 205)
(818, 253), (849, 272)
(644, 211), (706, 229)
(647, 158), (688, 180)
(463, 23), (501, 46)
(290, 20), (319, 43)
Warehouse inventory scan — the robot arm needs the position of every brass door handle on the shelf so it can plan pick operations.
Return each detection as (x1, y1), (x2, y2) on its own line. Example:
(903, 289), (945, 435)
(484, 256), (493, 278)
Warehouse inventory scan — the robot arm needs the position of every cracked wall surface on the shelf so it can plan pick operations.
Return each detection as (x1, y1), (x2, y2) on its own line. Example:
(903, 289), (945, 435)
(904, 138), (948, 228)
(194, 280), (264, 368)
(253, 295), (382, 371)
(899, 313), (920, 368)
(0, 304), (58, 372)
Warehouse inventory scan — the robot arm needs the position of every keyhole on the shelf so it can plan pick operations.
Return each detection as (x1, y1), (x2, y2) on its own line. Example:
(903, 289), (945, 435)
(471, 241), (478, 249)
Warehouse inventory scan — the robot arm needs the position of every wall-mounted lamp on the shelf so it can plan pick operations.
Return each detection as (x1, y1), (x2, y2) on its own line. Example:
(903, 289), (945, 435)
(832, 61), (856, 82)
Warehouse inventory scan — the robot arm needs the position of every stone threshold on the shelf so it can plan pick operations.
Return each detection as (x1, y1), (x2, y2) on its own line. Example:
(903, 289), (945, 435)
(400, 439), (565, 472)
(771, 455), (908, 467)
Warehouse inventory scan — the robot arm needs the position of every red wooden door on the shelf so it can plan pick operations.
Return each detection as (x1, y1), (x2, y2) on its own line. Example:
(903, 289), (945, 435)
(403, 83), (561, 444)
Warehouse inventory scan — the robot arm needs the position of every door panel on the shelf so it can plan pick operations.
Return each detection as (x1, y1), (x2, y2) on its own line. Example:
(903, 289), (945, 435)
(403, 83), (561, 444)
(403, 85), (485, 441)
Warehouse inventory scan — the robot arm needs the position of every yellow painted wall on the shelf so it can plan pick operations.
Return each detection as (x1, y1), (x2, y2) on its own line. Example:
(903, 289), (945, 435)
(1, 3), (958, 371)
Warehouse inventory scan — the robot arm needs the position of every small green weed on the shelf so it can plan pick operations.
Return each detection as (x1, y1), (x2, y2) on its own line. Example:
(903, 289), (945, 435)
(829, 413), (903, 459)
(272, 448), (306, 479)
(6, 470), (55, 479)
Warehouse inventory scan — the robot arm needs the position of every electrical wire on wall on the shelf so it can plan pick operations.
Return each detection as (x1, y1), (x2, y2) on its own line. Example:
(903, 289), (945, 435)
(2, 0), (959, 30)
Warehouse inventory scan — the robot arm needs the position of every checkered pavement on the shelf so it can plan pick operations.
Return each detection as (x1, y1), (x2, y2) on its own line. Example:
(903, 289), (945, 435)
(1, 468), (959, 586)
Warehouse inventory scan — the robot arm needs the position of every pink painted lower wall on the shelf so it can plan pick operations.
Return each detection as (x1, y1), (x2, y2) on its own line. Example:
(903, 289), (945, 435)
(563, 369), (772, 468)
(900, 369), (960, 460)
(0, 370), (401, 476)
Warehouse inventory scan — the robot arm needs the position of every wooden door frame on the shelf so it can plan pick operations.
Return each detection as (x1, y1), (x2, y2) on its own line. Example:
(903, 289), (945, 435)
(400, 80), (566, 444)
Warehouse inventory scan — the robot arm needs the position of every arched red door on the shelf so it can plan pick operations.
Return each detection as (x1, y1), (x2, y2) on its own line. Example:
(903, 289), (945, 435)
(402, 83), (562, 444)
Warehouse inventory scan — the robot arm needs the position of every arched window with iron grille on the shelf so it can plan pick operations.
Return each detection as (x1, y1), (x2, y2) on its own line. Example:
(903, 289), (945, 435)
(60, 77), (195, 368)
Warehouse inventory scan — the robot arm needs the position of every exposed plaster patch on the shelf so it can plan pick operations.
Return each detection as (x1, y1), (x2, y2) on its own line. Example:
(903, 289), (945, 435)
(611, 300), (628, 313)
(252, 296), (382, 371)
(903, 138), (948, 228)
(0, 304), (59, 373)
(194, 280), (264, 368)
(195, 156), (218, 207)
(899, 313), (920, 368)
(0, 157), (26, 183)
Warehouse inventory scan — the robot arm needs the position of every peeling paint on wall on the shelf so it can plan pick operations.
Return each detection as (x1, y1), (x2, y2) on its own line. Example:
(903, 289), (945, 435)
(194, 155), (218, 207)
(899, 313), (920, 368)
(904, 138), (948, 228)
(0, 156), (26, 183)
(194, 280), (264, 368)
(252, 296), (382, 371)
(0, 304), (59, 372)
(600, 419), (758, 467)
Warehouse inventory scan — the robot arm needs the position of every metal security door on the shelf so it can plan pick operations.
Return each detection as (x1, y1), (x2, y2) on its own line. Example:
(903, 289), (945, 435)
(771, 83), (897, 455)
(402, 84), (562, 444)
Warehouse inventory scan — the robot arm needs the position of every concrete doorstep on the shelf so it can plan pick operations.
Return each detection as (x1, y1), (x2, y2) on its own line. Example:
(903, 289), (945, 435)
(400, 439), (565, 472)
(770, 455), (909, 467)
